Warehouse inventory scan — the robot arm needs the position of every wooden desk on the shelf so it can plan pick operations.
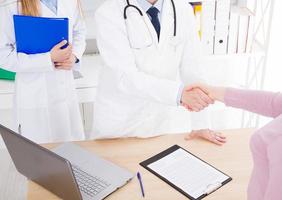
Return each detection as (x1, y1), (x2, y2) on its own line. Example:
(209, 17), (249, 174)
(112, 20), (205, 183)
(27, 129), (254, 200)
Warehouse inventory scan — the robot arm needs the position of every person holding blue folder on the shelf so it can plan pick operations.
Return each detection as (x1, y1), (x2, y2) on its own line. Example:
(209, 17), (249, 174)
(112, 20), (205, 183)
(0, 0), (86, 143)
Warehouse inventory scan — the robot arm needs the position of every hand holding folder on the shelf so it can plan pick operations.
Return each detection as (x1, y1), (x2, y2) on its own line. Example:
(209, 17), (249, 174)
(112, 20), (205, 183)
(50, 40), (73, 62)
(13, 15), (69, 54)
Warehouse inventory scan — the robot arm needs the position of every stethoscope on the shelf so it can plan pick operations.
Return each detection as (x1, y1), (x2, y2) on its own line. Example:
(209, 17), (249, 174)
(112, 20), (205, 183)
(123, 0), (177, 49)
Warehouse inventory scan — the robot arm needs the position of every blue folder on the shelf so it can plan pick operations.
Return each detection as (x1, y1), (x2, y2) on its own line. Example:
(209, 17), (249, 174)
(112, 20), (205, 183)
(13, 15), (69, 54)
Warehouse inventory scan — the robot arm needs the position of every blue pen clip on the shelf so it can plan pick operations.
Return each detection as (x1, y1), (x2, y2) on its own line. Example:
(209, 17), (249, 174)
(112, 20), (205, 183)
(137, 172), (145, 198)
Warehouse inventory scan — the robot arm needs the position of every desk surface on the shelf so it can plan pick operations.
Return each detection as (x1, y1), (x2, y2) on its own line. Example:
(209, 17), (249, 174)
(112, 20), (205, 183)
(27, 129), (254, 200)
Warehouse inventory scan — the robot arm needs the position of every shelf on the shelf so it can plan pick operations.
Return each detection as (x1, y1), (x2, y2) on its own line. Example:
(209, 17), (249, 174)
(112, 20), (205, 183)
(204, 40), (265, 60)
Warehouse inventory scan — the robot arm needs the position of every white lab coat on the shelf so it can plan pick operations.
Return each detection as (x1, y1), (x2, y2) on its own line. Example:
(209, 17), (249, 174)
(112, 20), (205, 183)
(93, 0), (209, 139)
(0, 0), (86, 143)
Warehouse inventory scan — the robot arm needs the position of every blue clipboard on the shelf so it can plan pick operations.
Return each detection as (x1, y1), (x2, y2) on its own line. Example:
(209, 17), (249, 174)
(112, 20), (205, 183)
(13, 15), (69, 54)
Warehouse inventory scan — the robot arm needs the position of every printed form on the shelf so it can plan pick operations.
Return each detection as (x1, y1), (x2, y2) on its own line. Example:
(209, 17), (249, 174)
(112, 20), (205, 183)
(148, 149), (229, 199)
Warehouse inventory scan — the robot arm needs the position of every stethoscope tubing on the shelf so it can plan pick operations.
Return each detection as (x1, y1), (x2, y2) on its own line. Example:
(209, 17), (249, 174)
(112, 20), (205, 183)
(123, 0), (177, 37)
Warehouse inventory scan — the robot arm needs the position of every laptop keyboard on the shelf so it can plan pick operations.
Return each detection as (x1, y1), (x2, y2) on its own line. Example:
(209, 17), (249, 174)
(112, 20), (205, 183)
(72, 165), (111, 197)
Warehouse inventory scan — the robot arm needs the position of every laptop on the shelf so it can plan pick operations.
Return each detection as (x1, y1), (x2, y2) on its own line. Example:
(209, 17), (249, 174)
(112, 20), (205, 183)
(0, 124), (133, 200)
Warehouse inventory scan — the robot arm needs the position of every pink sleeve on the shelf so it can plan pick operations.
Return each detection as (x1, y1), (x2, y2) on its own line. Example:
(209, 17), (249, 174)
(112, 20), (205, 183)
(224, 88), (282, 118)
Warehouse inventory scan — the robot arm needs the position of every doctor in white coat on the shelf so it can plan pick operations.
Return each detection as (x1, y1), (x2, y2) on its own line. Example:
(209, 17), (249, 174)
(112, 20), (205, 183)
(0, 0), (86, 143)
(93, 0), (226, 144)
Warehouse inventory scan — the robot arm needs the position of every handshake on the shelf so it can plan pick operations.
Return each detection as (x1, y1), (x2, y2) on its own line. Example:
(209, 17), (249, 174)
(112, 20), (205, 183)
(180, 83), (227, 146)
(180, 83), (225, 112)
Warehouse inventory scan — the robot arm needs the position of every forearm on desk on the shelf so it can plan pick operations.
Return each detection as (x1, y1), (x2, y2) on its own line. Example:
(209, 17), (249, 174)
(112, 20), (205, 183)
(224, 88), (282, 118)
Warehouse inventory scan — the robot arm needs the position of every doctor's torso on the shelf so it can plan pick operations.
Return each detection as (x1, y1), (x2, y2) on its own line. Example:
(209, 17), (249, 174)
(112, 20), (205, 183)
(125, 0), (190, 80)
(93, 0), (200, 138)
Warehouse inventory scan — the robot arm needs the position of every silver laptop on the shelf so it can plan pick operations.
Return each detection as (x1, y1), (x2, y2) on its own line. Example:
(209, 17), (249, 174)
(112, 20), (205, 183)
(0, 124), (133, 200)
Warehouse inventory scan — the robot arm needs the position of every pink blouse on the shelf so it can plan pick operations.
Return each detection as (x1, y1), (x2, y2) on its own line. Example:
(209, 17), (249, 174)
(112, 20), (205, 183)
(224, 88), (282, 119)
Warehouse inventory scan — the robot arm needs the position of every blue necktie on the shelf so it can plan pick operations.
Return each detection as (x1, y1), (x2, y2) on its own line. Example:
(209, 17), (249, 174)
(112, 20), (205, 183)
(147, 7), (161, 40)
(40, 0), (58, 14)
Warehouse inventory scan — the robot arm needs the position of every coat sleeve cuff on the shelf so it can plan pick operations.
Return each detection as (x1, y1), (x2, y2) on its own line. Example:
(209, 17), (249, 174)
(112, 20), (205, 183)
(177, 84), (184, 106)
(73, 49), (84, 61)
(17, 52), (54, 72)
(168, 81), (184, 107)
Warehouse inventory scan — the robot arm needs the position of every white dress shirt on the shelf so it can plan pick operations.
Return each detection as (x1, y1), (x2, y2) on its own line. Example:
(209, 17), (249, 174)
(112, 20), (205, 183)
(136, 0), (164, 21)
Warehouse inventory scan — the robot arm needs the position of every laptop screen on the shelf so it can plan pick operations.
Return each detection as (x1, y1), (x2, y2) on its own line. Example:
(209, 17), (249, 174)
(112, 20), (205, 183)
(0, 125), (82, 200)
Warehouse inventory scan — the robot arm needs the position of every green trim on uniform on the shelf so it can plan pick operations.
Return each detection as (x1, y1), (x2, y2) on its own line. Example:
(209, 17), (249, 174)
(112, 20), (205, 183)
(0, 68), (16, 81)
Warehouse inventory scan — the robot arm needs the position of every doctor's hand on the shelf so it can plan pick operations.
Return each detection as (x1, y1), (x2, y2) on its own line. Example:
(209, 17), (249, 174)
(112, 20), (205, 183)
(185, 83), (226, 103)
(55, 54), (77, 70)
(50, 40), (73, 63)
(181, 86), (214, 112)
(185, 129), (227, 146)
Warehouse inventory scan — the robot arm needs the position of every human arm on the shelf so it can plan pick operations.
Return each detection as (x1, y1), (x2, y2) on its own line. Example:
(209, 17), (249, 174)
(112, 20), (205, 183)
(190, 84), (282, 118)
(54, 0), (86, 70)
(71, 1), (86, 64)
(224, 88), (282, 118)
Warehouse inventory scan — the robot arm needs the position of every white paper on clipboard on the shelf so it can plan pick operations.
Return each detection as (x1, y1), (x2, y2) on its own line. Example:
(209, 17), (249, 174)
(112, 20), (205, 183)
(147, 148), (229, 199)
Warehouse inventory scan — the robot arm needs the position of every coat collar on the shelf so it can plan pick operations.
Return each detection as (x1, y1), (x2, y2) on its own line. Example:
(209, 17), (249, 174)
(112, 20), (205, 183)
(40, 0), (62, 17)
(136, 0), (164, 15)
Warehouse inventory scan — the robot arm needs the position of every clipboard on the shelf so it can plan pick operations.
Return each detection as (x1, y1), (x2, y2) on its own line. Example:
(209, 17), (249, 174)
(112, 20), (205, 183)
(13, 15), (69, 54)
(140, 145), (232, 200)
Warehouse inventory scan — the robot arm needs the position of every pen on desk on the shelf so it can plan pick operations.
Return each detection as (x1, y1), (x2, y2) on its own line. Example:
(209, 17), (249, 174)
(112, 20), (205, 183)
(137, 172), (145, 197)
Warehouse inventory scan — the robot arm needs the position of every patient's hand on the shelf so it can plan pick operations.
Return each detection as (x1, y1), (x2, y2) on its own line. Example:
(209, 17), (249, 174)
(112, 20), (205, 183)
(181, 86), (214, 112)
(185, 129), (227, 146)
(187, 83), (226, 102)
